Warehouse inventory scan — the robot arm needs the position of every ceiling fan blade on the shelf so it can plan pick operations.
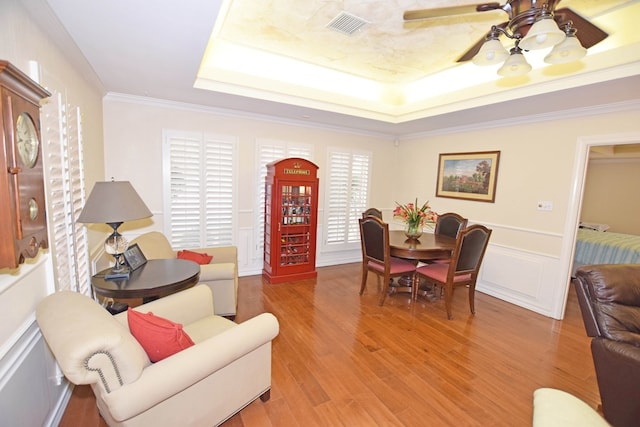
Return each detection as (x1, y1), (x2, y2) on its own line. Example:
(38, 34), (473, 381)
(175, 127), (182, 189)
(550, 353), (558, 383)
(554, 8), (608, 49)
(456, 22), (508, 62)
(403, 2), (502, 21)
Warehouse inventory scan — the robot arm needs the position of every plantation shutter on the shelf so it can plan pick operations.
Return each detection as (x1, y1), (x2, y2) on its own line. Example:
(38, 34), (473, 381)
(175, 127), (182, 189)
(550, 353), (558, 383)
(203, 135), (234, 246)
(324, 148), (371, 247)
(42, 91), (90, 294)
(164, 131), (235, 249)
(348, 153), (371, 242)
(255, 140), (312, 259)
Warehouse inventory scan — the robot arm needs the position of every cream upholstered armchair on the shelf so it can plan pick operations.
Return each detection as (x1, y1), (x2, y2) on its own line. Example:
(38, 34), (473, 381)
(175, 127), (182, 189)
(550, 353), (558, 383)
(36, 285), (279, 427)
(129, 231), (238, 317)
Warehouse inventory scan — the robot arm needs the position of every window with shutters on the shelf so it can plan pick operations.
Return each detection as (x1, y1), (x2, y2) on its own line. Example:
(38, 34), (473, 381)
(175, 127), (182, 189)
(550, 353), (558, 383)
(323, 148), (371, 250)
(255, 139), (312, 260)
(163, 130), (237, 249)
(42, 91), (90, 294)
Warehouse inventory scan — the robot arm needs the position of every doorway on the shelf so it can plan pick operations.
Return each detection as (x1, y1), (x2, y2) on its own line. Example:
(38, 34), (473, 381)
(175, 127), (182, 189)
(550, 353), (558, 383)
(555, 132), (640, 319)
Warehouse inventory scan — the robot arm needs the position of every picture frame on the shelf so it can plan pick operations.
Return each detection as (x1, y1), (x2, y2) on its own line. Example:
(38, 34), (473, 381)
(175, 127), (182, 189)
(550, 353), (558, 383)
(436, 151), (500, 203)
(123, 243), (147, 271)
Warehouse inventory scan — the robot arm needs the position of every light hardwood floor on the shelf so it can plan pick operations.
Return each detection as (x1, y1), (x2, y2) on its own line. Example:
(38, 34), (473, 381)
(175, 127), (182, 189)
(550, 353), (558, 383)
(60, 263), (599, 426)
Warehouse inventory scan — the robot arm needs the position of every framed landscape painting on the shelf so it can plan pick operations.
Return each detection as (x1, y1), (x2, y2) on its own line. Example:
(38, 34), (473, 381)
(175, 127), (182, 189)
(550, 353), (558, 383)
(436, 151), (500, 202)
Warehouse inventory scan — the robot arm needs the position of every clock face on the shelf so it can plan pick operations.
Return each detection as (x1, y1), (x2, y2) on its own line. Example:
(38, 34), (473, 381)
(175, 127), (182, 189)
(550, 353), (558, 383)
(16, 112), (39, 168)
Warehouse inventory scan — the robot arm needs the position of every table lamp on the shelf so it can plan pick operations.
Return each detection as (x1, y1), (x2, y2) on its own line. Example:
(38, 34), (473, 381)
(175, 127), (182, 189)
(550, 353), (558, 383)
(77, 181), (152, 279)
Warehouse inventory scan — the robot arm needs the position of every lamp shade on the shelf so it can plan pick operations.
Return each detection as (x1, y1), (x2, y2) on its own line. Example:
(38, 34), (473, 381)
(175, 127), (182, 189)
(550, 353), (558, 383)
(497, 49), (532, 77)
(473, 39), (509, 66)
(519, 17), (565, 51)
(77, 181), (152, 224)
(544, 34), (586, 64)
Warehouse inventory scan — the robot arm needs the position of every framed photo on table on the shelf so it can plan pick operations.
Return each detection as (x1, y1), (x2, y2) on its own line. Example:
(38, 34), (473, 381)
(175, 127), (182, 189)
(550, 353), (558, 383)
(123, 243), (147, 271)
(436, 151), (500, 203)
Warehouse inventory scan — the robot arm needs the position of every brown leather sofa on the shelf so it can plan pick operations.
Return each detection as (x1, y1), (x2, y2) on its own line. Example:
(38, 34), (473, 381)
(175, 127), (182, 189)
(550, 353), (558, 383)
(574, 264), (640, 427)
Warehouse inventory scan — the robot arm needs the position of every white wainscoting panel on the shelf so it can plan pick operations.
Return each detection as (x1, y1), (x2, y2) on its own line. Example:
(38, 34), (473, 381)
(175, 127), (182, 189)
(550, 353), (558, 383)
(0, 254), (72, 427)
(0, 321), (71, 427)
(477, 244), (561, 318)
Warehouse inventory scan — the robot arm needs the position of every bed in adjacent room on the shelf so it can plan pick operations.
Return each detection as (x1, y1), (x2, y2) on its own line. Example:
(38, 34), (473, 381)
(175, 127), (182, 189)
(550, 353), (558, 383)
(573, 228), (640, 275)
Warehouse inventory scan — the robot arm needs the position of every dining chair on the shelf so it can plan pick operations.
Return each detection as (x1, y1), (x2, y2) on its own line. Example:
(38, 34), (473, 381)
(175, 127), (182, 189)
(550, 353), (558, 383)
(435, 212), (468, 238)
(359, 216), (417, 306)
(414, 224), (492, 319)
(362, 207), (383, 220)
(426, 212), (468, 264)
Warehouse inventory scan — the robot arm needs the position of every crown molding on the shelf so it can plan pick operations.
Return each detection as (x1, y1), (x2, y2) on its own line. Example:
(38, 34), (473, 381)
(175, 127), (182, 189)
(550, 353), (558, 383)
(399, 99), (640, 140)
(104, 92), (640, 142)
(103, 92), (398, 140)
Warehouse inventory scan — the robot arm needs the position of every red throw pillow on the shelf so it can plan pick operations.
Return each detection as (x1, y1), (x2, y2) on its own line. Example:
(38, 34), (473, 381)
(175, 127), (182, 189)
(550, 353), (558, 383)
(127, 308), (195, 362)
(177, 249), (213, 265)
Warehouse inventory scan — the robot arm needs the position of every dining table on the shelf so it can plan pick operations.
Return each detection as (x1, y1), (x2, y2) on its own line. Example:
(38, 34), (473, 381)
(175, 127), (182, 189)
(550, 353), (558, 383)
(388, 230), (457, 294)
(389, 230), (456, 260)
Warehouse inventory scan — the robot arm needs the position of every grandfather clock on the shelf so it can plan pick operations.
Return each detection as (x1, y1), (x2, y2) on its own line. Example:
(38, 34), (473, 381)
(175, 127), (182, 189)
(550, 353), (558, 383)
(263, 158), (319, 284)
(0, 61), (50, 269)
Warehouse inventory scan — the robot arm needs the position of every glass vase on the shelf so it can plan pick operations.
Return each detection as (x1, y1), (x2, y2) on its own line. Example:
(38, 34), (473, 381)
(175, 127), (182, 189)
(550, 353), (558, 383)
(404, 222), (423, 240)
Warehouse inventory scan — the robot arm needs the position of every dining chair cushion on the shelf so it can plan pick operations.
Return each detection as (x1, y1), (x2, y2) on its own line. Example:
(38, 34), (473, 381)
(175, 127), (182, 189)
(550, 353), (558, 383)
(416, 263), (472, 283)
(367, 257), (415, 274)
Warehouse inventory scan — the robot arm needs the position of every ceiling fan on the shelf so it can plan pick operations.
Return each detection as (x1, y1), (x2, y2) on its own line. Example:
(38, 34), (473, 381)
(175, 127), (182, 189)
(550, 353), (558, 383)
(403, 0), (608, 63)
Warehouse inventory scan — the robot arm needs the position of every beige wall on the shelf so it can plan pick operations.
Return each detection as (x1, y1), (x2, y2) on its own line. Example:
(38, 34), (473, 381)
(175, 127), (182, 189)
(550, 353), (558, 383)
(582, 158), (640, 234)
(0, 0), (105, 186)
(0, 0), (105, 335)
(0, 1), (106, 424)
(1, 0), (636, 422)
(102, 96), (397, 233)
(102, 92), (640, 319)
(397, 114), (640, 318)
(399, 113), (640, 253)
(0, 0), (107, 250)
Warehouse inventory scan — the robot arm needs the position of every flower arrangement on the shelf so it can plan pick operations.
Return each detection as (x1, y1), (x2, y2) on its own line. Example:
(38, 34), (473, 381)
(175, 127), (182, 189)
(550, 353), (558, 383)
(393, 199), (437, 238)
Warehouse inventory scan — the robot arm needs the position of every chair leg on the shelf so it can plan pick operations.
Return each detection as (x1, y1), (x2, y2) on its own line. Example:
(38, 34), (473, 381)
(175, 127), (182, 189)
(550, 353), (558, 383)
(378, 274), (389, 306)
(359, 268), (368, 295)
(468, 283), (476, 314)
(444, 284), (454, 320)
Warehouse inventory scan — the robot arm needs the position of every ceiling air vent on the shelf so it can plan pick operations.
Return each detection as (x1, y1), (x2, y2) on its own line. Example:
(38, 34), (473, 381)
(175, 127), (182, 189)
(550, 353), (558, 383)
(326, 12), (368, 35)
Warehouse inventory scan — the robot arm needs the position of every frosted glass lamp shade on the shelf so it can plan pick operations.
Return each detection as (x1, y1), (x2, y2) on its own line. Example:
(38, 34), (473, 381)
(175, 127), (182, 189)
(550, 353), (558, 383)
(473, 39), (509, 65)
(544, 35), (586, 64)
(497, 51), (532, 77)
(520, 17), (565, 51)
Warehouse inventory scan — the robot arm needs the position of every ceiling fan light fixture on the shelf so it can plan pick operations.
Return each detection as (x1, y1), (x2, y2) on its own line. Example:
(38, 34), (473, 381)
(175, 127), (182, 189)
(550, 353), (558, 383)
(497, 47), (532, 77)
(519, 14), (565, 51)
(473, 38), (510, 66)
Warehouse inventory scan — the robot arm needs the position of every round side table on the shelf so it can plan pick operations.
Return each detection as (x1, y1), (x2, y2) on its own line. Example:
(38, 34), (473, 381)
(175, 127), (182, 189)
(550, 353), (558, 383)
(91, 258), (200, 303)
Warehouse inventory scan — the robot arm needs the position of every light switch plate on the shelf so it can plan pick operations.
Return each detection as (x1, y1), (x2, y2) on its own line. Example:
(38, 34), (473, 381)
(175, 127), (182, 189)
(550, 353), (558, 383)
(537, 201), (553, 211)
